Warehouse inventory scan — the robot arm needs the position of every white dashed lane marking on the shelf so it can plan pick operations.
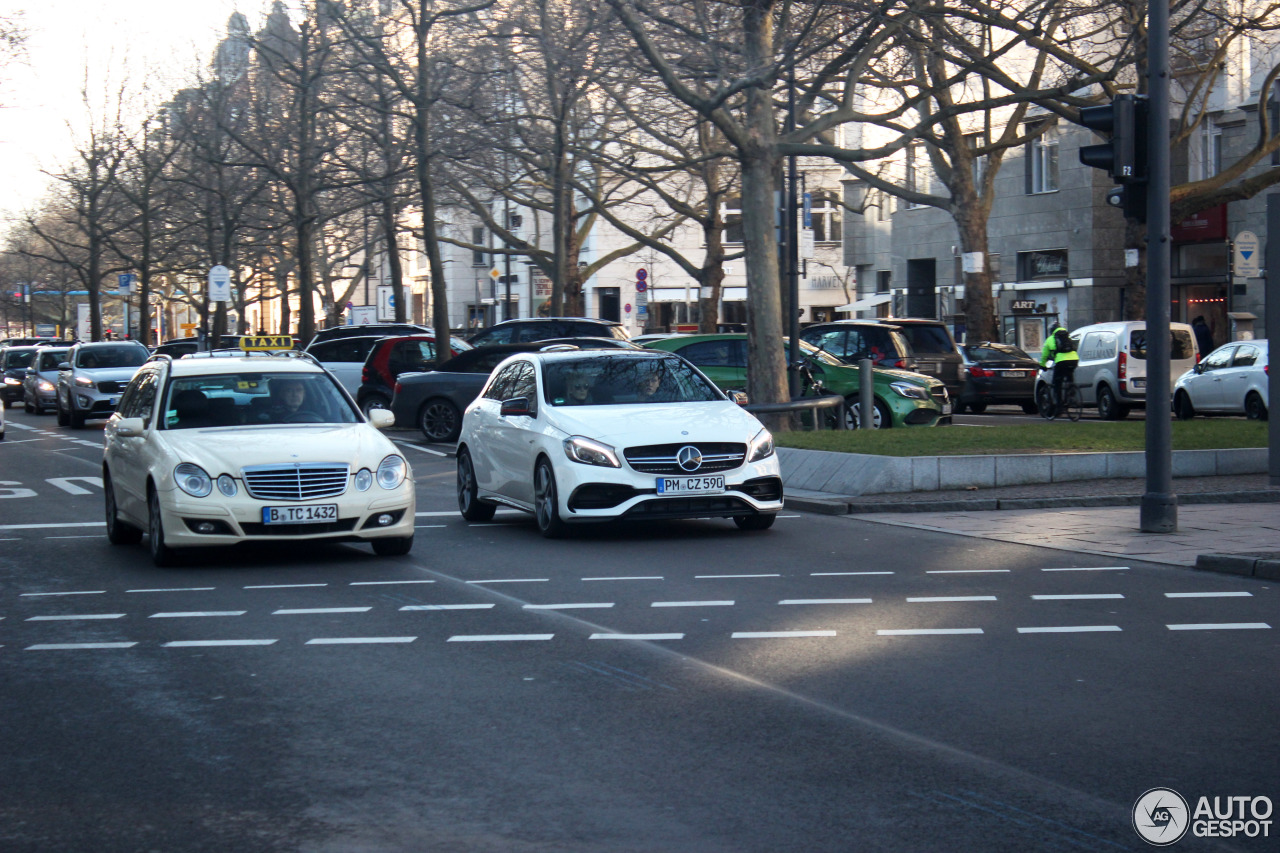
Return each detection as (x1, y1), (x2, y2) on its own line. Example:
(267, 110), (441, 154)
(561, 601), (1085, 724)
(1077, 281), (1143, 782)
(26, 614), (124, 621)
(1041, 566), (1130, 572)
(1164, 592), (1253, 599)
(877, 629), (985, 636)
(695, 574), (780, 579)
(583, 576), (663, 582)
(400, 604), (494, 611)
(149, 612), (246, 619)
(27, 642), (138, 650)
(163, 640), (277, 647)
(128, 588), (216, 593)
(906, 596), (998, 603)
(246, 584), (328, 590)
(523, 603), (614, 610)
(779, 599), (872, 605)
(1031, 594), (1125, 600)
(651, 600), (734, 608)
(589, 633), (684, 641)
(305, 637), (416, 645)
(732, 631), (837, 639)
(1017, 626), (1122, 634)
(273, 607), (371, 615)
(350, 580), (436, 586)
(927, 570), (1011, 574)
(20, 590), (104, 596)
(812, 571), (894, 577)
(447, 634), (554, 642)
(1167, 623), (1271, 631)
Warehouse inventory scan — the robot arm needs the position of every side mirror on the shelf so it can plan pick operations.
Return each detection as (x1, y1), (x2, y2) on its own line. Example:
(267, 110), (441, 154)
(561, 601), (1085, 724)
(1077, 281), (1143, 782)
(368, 409), (395, 429)
(115, 417), (146, 437)
(1193, 363), (1204, 375)
(58, 362), (71, 371)
(500, 396), (533, 417)
(727, 390), (749, 406)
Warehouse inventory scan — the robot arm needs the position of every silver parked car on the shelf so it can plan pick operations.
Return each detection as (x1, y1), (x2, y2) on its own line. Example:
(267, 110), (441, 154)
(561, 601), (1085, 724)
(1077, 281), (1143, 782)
(55, 341), (150, 428)
(1173, 339), (1268, 420)
(23, 346), (71, 414)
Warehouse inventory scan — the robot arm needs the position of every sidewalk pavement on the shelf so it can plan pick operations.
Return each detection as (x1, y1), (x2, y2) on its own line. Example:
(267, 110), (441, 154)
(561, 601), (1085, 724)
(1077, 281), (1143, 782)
(785, 474), (1280, 573)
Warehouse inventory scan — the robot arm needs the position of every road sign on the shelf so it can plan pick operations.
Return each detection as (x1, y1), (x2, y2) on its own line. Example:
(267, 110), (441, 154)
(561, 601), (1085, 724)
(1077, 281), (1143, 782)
(636, 268), (647, 281)
(636, 280), (647, 293)
(1234, 231), (1260, 278)
(377, 285), (396, 321)
(625, 303), (632, 314)
(118, 273), (136, 295)
(208, 265), (231, 302)
(180, 322), (198, 332)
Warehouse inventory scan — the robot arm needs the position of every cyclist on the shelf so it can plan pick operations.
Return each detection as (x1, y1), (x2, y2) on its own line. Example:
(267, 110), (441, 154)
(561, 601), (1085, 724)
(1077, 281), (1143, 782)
(1040, 323), (1079, 417)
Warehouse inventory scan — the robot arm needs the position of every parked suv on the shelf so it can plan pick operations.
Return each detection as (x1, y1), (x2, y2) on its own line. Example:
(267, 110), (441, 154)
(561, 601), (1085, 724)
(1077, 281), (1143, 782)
(22, 345), (72, 413)
(1036, 321), (1198, 420)
(56, 340), (150, 428)
(311, 323), (433, 344)
(354, 334), (474, 417)
(860, 318), (965, 401)
(799, 321), (917, 370)
(466, 317), (629, 347)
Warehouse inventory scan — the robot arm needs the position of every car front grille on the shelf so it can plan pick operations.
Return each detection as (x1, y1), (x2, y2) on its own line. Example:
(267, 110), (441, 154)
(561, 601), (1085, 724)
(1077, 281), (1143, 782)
(97, 381), (123, 393)
(242, 463), (349, 501)
(624, 442), (746, 475)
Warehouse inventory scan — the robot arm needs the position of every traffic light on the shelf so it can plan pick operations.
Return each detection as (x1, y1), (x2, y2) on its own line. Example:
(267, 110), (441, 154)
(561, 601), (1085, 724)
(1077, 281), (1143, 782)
(1079, 94), (1148, 221)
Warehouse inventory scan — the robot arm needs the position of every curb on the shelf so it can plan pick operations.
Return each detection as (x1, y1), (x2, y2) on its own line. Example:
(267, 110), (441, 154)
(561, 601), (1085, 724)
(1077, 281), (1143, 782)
(1195, 553), (1280, 580)
(785, 489), (1280, 516)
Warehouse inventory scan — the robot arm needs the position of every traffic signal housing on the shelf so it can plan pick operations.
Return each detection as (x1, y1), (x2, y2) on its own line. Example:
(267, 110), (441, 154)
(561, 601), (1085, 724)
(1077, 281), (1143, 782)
(1079, 94), (1149, 221)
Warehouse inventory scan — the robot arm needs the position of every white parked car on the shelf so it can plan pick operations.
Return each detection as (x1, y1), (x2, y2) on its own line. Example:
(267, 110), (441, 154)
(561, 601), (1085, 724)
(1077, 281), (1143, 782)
(455, 349), (783, 537)
(1173, 339), (1269, 421)
(102, 349), (416, 566)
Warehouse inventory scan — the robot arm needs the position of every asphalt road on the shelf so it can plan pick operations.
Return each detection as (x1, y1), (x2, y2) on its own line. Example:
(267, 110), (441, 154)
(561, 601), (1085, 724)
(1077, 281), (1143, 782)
(1, 406), (1275, 852)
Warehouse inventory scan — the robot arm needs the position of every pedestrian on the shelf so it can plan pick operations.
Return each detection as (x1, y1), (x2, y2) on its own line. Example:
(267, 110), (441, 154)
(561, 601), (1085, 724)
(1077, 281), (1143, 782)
(1040, 322), (1079, 415)
(1191, 315), (1214, 358)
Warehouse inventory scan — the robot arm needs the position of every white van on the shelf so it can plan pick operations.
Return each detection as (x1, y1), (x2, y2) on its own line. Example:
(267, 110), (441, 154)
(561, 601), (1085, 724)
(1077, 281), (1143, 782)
(1036, 321), (1199, 420)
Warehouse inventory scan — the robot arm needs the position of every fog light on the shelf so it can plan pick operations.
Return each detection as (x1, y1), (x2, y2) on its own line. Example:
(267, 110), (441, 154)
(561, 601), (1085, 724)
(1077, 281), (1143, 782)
(195, 521), (217, 534)
(77, 394), (93, 408)
(377, 513), (394, 526)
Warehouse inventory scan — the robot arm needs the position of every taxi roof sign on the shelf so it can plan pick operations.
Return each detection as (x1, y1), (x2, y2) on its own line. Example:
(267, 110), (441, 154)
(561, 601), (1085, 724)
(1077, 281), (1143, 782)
(239, 335), (295, 351)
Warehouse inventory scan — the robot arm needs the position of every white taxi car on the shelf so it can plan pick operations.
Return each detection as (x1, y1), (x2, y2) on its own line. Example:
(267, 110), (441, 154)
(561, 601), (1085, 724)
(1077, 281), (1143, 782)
(455, 348), (783, 537)
(103, 342), (415, 566)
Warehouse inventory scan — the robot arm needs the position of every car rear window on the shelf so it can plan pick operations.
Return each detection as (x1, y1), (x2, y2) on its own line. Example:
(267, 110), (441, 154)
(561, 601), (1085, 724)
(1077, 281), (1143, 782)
(965, 344), (1032, 362)
(900, 326), (955, 354)
(1129, 330), (1196, 361)
(3, 349), (37, 369)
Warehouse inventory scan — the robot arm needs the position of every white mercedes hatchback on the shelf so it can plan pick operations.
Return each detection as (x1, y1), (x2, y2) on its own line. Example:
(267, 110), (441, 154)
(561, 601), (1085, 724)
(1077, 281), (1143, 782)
(455, 349), (783, 537)
(103, 346), (415, 566)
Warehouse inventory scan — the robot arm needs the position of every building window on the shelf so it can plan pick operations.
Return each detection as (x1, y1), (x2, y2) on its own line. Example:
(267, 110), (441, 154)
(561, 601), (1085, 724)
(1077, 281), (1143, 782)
(808, 190), (842, 243)
(904, 144), (929, 207)
(720, 194), (744, 245)
(967, 132), (988, 188)
(1025, 122), (1058, 194)
(875, 190), (894, 221)
(1016, 248), (1069, 281)
(472, 226), (488, 267)
(1198, 121), (1223, 179)
(876, 270), (891, 293)
(1271, 86), (1279, 166)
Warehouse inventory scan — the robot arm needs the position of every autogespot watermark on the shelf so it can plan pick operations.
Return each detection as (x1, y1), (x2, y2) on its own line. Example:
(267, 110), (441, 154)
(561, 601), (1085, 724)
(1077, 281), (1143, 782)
(1133, 788), (1273, 846)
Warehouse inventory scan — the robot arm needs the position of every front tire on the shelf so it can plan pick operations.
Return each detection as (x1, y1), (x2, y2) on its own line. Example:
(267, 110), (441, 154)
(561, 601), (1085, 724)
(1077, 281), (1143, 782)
(23, 395), (34, 414)
(1174, 391), (1196, 421)
(419, 398), (462, 443)
(1096, 385), (1129, 420)
(147, 487), (180, 568)
(457, 448), (496, 521)
(56, 395), (69, 426)
(844, 396), (890, 429)
(534, 459), (568, 539)
(371, 536), (414, 556)
(105, 474), (143, 545)
(733, 513), (776, 531)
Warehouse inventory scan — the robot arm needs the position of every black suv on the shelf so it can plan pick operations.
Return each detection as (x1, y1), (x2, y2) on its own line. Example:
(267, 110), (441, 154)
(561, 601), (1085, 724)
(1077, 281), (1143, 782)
(799, 321), (917, 371)
(861, 318), (965, 401)
(466, 318), (629, 347)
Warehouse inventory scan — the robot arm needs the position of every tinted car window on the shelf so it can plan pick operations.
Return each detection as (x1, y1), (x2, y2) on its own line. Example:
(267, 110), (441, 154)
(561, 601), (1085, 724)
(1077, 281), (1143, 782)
(308, 337), (377, 363)
(1233, 345), (1259, 368)
(900, 326), (955, 354)
(678, 340), (734, 367)
(485, 363), (525, 400)
(468, 327), (513, 346)
(543, 356), (720, 405)
(3, 349), (37, 369)
(965, 343), (1033, 362)
(1130, 330), (1196, 361)
(38, 350), (70, 370)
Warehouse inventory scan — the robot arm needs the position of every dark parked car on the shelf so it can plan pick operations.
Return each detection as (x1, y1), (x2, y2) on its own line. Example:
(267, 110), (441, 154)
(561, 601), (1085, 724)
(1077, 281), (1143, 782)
(355, 334), (477, 417)
(861, 318), (965, 401)
(466, 317), (629, 347)
(151, 336), (245, 358)
(310, 323), (433, 344)
(957, 342), (1041, 414)
(392, 339), (640, 442)
(799, 320), (917, 370)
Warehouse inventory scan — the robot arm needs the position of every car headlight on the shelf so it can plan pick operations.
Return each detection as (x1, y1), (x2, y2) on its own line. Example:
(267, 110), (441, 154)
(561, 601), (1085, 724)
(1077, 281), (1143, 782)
(175, 463), (213, 497)
(354, 468), (373, 491)
(216, 474), (238, 497)
(3, 376), (19, 386)
(890, 381), (930, 400)
(75, 375), (95, 387)
(748, 428), (775, 462)
(563, 436), (620, 468)
(376, 455), (407, 489)
(38, 379), (55, 392)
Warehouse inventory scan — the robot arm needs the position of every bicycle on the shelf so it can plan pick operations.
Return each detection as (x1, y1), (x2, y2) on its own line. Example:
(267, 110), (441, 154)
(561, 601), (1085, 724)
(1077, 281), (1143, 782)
(1037, 368), (1083, 422)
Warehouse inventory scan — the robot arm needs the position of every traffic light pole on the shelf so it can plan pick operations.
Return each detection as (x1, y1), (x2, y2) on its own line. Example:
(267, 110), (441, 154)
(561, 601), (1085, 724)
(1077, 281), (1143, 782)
(1141, 0), (1176, 532)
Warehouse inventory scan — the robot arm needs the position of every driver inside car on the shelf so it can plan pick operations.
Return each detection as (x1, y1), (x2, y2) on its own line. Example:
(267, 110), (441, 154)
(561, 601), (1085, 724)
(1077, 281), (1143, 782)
(260, 377), (311, 422)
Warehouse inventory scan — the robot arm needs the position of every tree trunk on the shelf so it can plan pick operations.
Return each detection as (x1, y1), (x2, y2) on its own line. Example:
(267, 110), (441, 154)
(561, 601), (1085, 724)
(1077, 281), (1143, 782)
(955, 209), (996, 343)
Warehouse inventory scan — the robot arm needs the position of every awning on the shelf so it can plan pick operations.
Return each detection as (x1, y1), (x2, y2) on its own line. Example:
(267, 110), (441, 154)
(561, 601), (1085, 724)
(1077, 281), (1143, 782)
(838, 294), (892, 312)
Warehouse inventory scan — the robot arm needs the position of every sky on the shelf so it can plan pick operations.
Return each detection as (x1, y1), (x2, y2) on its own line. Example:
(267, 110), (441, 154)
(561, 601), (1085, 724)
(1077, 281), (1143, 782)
(0, 0), (245, 229)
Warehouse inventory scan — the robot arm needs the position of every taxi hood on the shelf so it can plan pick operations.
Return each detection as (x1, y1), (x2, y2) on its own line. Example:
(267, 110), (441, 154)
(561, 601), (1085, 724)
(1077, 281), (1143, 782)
(156, 423), (398, 474)
(547, 401), (766, 445)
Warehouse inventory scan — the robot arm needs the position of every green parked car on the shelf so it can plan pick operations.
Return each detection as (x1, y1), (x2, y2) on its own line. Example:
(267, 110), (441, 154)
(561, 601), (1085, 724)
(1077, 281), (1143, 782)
(643, 333), (950, 428)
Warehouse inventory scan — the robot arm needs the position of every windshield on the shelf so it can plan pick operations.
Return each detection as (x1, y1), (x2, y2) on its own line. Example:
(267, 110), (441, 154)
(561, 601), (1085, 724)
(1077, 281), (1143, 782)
(76, 345), (148, 369)
(162, 372), (359, 429)
(543, 356), (723, 406)
(3, 349), (37, 369)
(901, 326), (955, 354)
(37, 350), (70, 370)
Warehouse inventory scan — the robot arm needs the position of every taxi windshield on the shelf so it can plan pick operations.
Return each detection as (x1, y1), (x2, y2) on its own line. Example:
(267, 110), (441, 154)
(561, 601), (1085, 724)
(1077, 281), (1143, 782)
(162, 372), (358, 429)
(543, 356), (722, 406)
